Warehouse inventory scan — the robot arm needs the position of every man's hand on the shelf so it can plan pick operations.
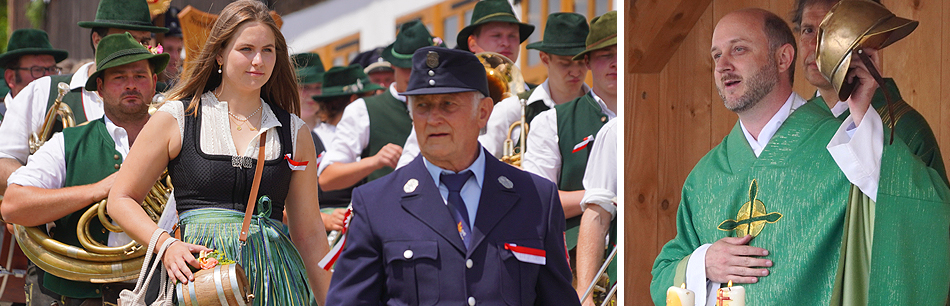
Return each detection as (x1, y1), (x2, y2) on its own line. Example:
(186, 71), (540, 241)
(704, 235), (772, 284)
(92, 172), (119, 202)
(371, 143), (402, 170)
(322, 208), (347, 232)
(845, 48), (881, 127)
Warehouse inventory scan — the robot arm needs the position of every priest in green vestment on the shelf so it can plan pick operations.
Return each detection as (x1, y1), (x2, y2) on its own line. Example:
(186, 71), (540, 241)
(792, 0), (947, 186)
(650, 8), (950, 305)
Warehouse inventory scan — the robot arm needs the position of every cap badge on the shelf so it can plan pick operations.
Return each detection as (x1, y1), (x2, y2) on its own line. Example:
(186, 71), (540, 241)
(426, 51), (439, 68)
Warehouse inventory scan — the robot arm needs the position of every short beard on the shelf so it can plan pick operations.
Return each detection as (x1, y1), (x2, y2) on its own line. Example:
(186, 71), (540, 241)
(718, 57), (778, 113)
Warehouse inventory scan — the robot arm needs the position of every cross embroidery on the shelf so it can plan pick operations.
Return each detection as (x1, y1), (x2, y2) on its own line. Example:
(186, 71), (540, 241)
(717, 179), (783, 237)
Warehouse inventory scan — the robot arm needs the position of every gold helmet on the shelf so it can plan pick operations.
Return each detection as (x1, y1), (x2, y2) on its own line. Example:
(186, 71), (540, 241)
(816, 0), (917, 101)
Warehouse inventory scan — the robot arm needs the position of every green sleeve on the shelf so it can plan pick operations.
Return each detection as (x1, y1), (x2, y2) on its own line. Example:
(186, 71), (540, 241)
(651, 183), (704, 305)
(867, 138), (950, 305)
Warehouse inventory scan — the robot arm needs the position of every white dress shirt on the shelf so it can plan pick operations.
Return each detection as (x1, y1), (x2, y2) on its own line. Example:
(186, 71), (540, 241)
(580, 119), (617, 219)
(481, 80), (590, 158)
(422, 147), (486, 226)
(0, 62), (102, 164)
(313, 121), (336, 150)
(8, 114), (132, 247)
(318, 83), (405, 175)
(522, 90), (617, 184)
(684, 92), (885, 306)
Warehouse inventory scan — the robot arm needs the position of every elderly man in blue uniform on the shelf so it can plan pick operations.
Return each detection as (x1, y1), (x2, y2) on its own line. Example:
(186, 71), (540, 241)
(318, 20), (441, 192)
(326, 46), (578, 305)
(2, 33), (167, 306)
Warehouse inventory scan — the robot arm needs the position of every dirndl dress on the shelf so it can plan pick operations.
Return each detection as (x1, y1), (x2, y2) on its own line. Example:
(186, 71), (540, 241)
(167, 98), (315, 305)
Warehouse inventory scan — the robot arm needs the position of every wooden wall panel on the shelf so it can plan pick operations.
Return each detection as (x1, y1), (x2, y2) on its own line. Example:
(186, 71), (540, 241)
(625, 0), (949, 304)
(625, 72), (659, 304)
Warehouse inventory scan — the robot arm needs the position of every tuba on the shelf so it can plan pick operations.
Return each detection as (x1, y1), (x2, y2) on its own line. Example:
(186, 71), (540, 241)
(14, 172), (173, 282)
(29, 82), (74, 154)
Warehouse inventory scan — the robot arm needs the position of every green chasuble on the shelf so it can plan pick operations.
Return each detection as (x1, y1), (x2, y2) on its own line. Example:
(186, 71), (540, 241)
(44, 118), (120, 298)
(555, 93), (608, 250)
(361, 92), (412, 182)
(810, 79), (947, 186)
(650, 101), (950, 305)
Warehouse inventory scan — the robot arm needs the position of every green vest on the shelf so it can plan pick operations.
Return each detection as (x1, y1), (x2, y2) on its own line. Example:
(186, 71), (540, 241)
(361, 92), (412, 182)
(46, 74), (89, 132)
(810, 79), (948, 186)
(554, 93), (608, 250)
(43, 118), (119, 298)
(650, 101), (950, 305)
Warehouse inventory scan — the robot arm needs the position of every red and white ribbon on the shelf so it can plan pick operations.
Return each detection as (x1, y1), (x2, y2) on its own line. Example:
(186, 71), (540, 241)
(318, 208), (353, 270)
(315, 151), (325, 168)
(504, 243), (546, 265)
(572, 135), (594, 153)
(285, 153), (309, 171)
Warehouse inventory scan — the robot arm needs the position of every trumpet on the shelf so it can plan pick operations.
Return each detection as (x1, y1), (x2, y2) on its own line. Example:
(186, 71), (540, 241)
(501, 99), (528, 167)
(29, 82), (74, 154)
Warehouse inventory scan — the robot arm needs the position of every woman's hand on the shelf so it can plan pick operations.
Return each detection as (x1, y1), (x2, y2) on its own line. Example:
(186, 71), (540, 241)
(162, 240), (213, 284)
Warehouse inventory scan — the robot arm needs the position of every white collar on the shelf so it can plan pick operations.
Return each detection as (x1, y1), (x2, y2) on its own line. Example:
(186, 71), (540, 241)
(816, 91), (850, 117)
(589, 90), (617, 119)
(528, 79), (591, 108)
(69, 62), (95, 90)
(102, 113), (131, 157)
(739, 92), (807, 157)
(389, 83), (406, 103)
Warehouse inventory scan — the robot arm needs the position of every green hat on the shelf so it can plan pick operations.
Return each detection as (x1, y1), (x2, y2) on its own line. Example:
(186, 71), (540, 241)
(313, 64), (384, 99)
(457, 0), (535, 52)
(573, 11), (617, 61)
(382, 20), (445, 68)
(78, 0), (169, 33)
(293, 53), (325, 85)
(85, 33), (169, 91)
(0, 29), (69, 68)
(526, 13), (589, 56)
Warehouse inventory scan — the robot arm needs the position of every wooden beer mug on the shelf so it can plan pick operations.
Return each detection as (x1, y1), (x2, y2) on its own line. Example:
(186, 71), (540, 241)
(175, 263), (253, 306)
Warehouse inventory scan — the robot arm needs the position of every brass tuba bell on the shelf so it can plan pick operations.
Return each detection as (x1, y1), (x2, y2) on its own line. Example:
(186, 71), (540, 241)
(476, 52), (525, 104)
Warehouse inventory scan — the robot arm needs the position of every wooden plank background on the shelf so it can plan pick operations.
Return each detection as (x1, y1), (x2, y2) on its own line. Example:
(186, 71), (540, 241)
(625, 0), (948, 303)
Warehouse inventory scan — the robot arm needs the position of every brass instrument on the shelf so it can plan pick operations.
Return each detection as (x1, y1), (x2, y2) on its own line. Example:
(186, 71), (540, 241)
(475, 52), (525, 104)
(15, 172), (173, 283)
(500, 99), (528, 167)
(582, 246), (618, 306)
(475, 52), (528, 167)
(29, 83), (74, 154)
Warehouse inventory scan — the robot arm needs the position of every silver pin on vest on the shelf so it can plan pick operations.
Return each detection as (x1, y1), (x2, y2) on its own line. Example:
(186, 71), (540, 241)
(498, 176), (513, 189)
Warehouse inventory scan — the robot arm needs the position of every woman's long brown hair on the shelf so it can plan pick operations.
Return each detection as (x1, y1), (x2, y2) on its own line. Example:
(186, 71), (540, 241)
(168, 0), (300, 116)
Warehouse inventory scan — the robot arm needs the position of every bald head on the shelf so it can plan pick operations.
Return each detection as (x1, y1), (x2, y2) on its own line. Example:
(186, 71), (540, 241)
(712, 8), (797, 115)
(714, 8), (797, 83)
